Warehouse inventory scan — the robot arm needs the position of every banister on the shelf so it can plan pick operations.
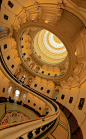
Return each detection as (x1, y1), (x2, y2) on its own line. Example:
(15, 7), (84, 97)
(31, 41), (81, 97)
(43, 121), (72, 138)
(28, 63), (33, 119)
(0, 47), (60, 139)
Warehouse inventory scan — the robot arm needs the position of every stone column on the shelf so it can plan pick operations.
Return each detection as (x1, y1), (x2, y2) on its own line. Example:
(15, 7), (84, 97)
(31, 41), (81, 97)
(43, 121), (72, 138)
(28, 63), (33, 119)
(11, 89), (15, 100)
(18, 92), (24, 102)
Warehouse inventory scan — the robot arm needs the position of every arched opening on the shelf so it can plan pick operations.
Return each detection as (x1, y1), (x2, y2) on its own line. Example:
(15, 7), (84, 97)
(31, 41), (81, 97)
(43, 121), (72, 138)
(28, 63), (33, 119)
(20, 74), (26, 83)
(14, 69), (21, 78)
(7, 86), (13, 101)
(0, 26), (9, 38)
(29, 63), (35, 69)
(35, 67), (40, 73)
(52, 90), (59, 100)
(28, 78), (33, 87)
(22, 94), (26, 104)
(14, 90), (20, 102)
(25, 57), (30, 62)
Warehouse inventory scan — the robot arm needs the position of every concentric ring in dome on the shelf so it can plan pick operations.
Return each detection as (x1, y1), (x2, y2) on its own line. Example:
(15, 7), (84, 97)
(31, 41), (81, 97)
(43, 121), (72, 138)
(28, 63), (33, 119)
(49, 32), (64, 48)
(44, 31), (66, 53)
(33, 29), (68, 64)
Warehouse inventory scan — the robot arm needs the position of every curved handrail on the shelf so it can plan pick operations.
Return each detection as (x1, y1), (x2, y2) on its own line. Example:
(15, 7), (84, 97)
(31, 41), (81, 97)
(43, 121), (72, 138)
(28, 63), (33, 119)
(0, 47), (60, 139)
(0, 111), (59, 130)
(0, 113), (59, 139)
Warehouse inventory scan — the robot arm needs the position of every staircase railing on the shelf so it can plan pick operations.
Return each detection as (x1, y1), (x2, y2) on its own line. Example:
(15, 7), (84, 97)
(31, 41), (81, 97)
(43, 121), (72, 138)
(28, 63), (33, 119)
(0, 47), (60, 139)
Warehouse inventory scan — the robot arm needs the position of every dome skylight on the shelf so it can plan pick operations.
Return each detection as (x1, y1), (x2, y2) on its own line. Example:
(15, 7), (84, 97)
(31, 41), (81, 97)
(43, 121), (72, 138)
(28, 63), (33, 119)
(44, 31), (66, 54)
(49, 32), (64, 48)
(33, 29), (67, 64)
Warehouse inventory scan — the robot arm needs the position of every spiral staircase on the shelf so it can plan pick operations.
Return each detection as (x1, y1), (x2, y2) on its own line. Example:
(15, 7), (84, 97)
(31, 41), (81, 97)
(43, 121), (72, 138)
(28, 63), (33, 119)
(0, 0), (86, 139)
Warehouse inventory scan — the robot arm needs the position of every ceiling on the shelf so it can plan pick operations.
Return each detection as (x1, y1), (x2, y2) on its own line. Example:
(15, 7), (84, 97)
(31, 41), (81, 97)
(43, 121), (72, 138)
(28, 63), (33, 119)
(0, 0), (86, 87)
(33, 29), (67, 64)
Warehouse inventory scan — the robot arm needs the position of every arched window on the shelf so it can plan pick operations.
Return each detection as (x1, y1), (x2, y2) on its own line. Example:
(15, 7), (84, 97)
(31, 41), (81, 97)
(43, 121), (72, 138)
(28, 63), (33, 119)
(14, 90), (20, 101)
(25, 57), (30, 62)
(8, 86), (13, 98)
(0, 26), (9, 38)
(35, 67), (40, 73)
(14, 69), (20, 77)
(52, 90), (59, 100)
(29, 63), (34, 69)
(22, 94), (26, 103)
(28, 78), (32, 86)
(20, 75), (26, 83)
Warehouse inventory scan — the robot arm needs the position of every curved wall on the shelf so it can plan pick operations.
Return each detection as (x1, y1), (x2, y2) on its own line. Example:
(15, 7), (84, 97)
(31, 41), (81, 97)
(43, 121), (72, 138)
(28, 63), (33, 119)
(57, 84), (86, 139)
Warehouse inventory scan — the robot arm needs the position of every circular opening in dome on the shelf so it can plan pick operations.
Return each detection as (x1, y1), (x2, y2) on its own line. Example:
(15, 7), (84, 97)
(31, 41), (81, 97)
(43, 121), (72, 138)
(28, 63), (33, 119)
(33, 29), (68, 64)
